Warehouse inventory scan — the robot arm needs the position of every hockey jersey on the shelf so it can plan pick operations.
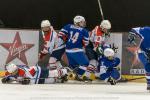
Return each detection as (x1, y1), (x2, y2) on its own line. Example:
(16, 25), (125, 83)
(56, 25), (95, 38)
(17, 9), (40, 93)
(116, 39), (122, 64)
(130, 27), (150, 52)
(59, 24), (89, 51)
(5, 65), (41, 84)
(41, 26), (58, 54)
(98, 57), (120, 69)
(39, 26), (65, 59)
(90, 26), (106, 48)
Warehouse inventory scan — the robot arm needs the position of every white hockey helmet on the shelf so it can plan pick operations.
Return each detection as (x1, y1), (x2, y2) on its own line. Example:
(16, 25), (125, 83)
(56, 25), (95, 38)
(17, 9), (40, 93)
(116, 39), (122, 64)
(100, 20), (111, 30)
(73, 15), (85, 24)
(6, 63), (18, 73)
(41, 20), (51, 28)
(104, 48), (114, 57)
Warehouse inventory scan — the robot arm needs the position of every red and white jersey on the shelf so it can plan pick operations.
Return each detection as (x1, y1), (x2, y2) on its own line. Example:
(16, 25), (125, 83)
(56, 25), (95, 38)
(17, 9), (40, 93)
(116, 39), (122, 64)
(19, 65), (40, 78)
(41, 26), (65, 55)
(41, 26), (58, 54)
(5, 65), (41, 84)
(90, 26), (106, 48)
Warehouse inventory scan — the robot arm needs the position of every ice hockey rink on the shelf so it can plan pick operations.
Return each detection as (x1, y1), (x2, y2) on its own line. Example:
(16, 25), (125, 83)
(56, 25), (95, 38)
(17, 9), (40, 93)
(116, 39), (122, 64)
(0, 81), (150, 100)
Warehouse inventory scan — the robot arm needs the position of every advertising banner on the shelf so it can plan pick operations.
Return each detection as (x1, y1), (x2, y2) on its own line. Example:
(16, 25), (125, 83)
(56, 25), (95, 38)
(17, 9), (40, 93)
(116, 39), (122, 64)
(0, 29), (39, 70)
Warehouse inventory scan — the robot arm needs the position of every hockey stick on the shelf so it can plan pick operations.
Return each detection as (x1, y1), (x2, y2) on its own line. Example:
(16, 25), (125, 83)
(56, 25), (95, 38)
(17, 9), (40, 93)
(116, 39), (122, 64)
(97, 0), (104, 20)
(119, 76), (145, 82)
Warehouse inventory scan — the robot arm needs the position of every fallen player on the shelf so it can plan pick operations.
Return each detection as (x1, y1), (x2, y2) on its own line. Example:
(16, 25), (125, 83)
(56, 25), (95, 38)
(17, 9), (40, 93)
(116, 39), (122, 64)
(1, 63), (68, 84)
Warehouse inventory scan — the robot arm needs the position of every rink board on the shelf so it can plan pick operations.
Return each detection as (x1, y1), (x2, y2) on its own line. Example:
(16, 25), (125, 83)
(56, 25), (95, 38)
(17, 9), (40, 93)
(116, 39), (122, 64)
(0, 70), (146, 83)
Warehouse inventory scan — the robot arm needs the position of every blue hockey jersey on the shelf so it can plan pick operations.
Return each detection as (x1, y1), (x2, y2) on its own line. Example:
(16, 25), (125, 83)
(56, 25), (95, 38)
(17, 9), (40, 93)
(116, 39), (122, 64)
(59, 24), (89, 50)
(98, 57), (120, 69)
(130, 27), (150, 52)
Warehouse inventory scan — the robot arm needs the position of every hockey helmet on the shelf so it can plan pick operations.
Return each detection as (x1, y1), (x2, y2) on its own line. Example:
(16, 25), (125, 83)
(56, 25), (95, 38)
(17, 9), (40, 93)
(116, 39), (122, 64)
(73, 15), (85, 24)
(100, 20), (111, 30)
(6, 63), (18, 73)
(41, 20), (51, 28)
(104, 48), (115, 57)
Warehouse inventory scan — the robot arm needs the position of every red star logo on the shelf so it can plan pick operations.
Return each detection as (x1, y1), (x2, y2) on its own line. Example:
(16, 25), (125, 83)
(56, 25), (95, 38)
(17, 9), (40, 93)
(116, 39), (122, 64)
(0, 32), (34, 65)
(126, 46), (140, 67)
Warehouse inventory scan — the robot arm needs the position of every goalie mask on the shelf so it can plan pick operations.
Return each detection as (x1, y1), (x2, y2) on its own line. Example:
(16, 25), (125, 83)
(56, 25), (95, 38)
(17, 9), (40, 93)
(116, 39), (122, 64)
(73, 15), (86, 27)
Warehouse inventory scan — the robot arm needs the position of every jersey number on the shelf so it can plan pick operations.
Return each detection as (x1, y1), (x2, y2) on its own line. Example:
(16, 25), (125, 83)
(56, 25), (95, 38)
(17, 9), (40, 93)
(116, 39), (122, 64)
(69, 31), (79, 43)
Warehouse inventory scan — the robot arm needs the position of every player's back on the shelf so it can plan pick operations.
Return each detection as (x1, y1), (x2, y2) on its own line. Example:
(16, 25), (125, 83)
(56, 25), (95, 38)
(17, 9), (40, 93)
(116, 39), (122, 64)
(17, 65), (30, 77)
(131, 27), (150, 52)
(139, 27), (150, 51)
(17, 65), (40, 78)
(61, 24), (89, 50)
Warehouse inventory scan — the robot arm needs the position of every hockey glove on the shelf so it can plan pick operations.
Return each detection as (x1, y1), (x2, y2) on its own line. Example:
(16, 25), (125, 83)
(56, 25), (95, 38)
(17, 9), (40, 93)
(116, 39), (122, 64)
(96, 46), (103, 56)
(1, 76), (15, 84)
(110, 43), (118, 53)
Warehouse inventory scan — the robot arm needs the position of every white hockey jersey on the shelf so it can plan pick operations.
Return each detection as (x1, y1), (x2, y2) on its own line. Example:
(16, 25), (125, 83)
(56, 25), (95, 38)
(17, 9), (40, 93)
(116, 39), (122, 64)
(40, 27), (65, 58)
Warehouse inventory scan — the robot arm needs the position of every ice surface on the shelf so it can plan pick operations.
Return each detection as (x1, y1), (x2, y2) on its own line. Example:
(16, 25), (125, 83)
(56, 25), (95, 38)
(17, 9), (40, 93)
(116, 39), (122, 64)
(0, 81), (149, 100)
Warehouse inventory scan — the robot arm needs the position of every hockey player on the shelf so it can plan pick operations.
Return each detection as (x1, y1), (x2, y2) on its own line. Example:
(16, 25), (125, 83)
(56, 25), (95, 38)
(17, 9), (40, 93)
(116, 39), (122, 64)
(38, 20), (65, 69)
(1, 63), (68, 84)
(128, 27), (150, 91)
(58, 15), (94, 81)
(85, 20), (111, 70)
(96, 48), (120, 85)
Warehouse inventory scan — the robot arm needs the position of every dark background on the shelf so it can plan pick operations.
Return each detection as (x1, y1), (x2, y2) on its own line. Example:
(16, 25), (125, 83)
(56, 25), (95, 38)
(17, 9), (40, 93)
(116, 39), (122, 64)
(0, 0), (150, 31)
